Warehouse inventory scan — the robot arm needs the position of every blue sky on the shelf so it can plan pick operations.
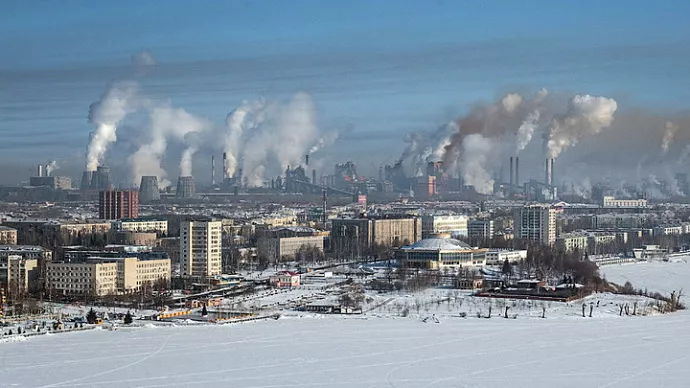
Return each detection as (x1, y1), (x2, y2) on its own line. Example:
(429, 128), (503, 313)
(1, 1), (689, 183)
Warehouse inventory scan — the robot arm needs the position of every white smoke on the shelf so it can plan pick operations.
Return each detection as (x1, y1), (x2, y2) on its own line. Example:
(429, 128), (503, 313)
(131, 50), (156, 77)
(222, 93), (324, 187)
(459, 134), (495, 195)
(86, 81), (139, 171)
(661, 121), (679, 156)
(223, 99), (266, 178)
(516, 110), (541, 152)
(309, 130), (339, 154)
(129, 105), (210, 187)
(546, 94), (618, 159)
(45, 160), (58, 176)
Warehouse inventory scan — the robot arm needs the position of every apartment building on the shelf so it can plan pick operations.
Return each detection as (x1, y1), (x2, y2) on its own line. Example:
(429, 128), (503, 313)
(0, 226), (17, 245)
(180, 220), (222, 277)
(421, 215), (468, 238)
(514, 205), (557, 246)
(47, 256), (171, 296)
(468, 220), (495, 241)
(112, 218), (168, 234)
(0, 255), (39, 294)
(331, 217), (422, 253)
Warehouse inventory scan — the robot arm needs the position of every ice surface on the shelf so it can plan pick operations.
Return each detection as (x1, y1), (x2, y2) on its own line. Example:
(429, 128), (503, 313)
(1, 261), (689, 387)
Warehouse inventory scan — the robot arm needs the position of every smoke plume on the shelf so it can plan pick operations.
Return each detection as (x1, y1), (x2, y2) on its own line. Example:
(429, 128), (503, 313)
(45, 160), (58, 176)
(129, 105), (210, 187)
(546, 94), (617, 159)
(86, 81), (139, 171)
(662, 121), (679, 156)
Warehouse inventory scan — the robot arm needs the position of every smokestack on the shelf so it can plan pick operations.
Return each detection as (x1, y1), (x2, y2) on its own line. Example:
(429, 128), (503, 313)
(222, 152), (227, 180)
(515, 157), (520, 188)
(545, 158), (553, 186)
(550, 158), (555, 187)
(305, 154), (309, 167)
(37, 164), (44, 177)
(312, 169), (317, 185)
(211, 155), (216, 185)
(509, 157), (514, 190)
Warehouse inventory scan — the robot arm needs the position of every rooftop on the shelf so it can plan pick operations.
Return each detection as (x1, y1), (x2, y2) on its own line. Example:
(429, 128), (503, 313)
(401, 237), (471, 251)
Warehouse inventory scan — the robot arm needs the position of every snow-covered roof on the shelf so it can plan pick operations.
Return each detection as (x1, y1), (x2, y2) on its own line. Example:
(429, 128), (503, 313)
(401, 237), (471, 251)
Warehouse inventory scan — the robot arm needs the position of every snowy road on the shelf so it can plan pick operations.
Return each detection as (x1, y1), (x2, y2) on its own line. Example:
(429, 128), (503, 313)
(2, 313), (690, 388)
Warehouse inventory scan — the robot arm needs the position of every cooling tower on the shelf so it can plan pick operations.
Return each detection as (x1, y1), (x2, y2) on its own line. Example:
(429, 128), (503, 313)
(176, 176), (196, 198)
(139, 176), (161, 203)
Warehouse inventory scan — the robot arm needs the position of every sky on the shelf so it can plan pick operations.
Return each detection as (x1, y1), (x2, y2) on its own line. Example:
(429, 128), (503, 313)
(1, 0), (690, 185)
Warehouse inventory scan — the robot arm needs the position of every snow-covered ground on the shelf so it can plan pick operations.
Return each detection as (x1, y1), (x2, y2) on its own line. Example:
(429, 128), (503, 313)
(3, 261), (690, 387)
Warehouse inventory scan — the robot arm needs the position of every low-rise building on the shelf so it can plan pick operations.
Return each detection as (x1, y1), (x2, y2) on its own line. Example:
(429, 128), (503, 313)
(265, 235), (325, 260)
(396, 237), (488, 270)
(653, 225), (683, 236)
(269, 271), (301, 288)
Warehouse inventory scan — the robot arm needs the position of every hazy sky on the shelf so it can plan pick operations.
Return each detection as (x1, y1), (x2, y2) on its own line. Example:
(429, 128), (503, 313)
(1, 1), (690, 184)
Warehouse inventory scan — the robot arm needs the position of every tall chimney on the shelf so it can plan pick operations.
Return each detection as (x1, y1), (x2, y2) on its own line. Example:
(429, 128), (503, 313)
(550, 158), (555, 187)
(509, 157), (514, 190)
(222, 152), (227, 180)
(545, 158), (552, 186)
(515, 157), (520, 188)
(37, 164), (44, 177)
(305, 154), (309, 167)
(211, 155), (216, 185)
(312, 169), (317, 185)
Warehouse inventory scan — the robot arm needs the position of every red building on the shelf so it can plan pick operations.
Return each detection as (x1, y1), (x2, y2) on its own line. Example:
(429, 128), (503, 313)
(98, 190), (139, 220)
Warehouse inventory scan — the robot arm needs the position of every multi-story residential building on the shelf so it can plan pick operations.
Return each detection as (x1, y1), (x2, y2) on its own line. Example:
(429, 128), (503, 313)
(0, 255), (39, 294)
(0, 226), (17, 245)
(468, 220), (495, 241)
(265, 235), (324, 260)
(484, 249), (528, 266)
(556, 232), (589, 252)
(180, 220), (222, 277)
(514, 205), (557, 246)
(653, 225), (684, 236)
(99, 190), (139, 220)
(46, 256), (170, 296)
(421, 215), (468, 238)
(602, 196), (648, 208)
(331, 217), (422, 253)
(112, 218), (168, 234)
(591, 213), (648, 229)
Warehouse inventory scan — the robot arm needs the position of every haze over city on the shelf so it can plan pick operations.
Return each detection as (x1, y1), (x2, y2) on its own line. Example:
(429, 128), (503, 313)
(4, 2), (690, 388)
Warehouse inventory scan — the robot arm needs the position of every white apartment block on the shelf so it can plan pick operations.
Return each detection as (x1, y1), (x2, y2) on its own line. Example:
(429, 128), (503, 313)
(0, 255), (39, 293)
(484, 249), (528, 266)
(112, 218), (168, 234)
(274, 236), (324, 259)
(514, 205), (557, 246)
(180, 220), (222, 277)
(421, 215), (468, 238)
(602, 196), (648, 208)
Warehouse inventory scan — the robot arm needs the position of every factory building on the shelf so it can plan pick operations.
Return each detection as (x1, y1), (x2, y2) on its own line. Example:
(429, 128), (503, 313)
(98, 190), (139, 220)
(180, 220), (222, 277)
(514, 205), (557, 246)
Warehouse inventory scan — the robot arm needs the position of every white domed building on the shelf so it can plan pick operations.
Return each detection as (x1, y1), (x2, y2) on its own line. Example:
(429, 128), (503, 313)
(396, 236), (488, 270)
